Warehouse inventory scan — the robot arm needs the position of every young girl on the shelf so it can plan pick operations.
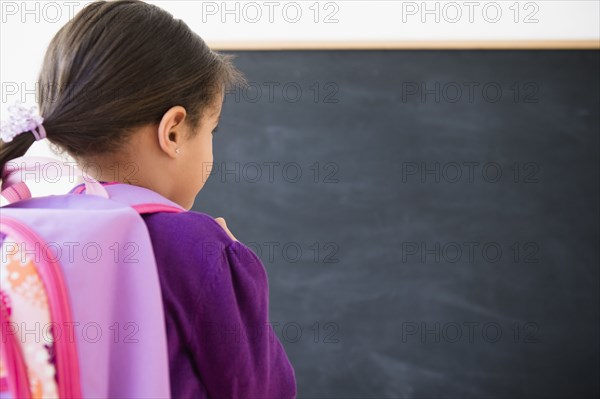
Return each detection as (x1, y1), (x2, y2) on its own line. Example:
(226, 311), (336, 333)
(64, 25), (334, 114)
(0, 0), (297, 398)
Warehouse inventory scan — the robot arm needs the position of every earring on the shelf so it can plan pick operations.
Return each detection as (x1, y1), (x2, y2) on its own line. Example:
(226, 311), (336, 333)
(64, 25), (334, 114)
(175, 148), (181, 155)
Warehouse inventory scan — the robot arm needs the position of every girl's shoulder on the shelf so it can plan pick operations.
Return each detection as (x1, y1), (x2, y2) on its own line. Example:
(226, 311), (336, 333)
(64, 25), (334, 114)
(142, 209), (236, 249)
(142, 209), (269, 315)
(141, 210), (262, 271)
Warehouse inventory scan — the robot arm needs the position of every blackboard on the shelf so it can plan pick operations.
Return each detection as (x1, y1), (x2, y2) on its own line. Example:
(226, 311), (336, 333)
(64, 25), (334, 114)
(194, 51), (600, 398)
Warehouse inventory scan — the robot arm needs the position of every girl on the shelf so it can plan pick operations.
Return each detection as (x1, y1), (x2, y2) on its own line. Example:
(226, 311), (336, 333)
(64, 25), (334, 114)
(0, 0), (297, 398)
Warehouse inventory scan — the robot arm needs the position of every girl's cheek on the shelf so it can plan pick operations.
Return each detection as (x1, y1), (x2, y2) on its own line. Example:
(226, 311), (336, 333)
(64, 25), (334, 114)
(200, 139), (214, 181)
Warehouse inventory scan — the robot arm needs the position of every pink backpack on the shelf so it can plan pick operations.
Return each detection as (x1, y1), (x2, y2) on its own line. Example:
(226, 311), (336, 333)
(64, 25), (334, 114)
(1, 157), (184, 398)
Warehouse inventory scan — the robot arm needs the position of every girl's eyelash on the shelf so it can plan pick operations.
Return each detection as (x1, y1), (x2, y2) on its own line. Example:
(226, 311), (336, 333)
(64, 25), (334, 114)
(212, 126), (219, 134)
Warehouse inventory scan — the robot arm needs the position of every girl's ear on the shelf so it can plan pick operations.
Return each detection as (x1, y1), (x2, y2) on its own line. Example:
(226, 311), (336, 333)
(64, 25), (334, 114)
(157, 106), (187, 158)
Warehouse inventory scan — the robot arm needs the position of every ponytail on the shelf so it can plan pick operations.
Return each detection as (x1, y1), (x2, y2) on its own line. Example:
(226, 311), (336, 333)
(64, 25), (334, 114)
(0, 133), (35, 176)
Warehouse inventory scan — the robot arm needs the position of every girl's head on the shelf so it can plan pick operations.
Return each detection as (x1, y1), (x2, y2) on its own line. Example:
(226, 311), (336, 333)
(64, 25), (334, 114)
(0, 0), (245, 209)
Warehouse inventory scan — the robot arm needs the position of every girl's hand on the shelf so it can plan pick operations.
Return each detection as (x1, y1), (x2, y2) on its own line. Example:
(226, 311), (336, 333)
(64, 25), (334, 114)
(215, 217), (238, 242)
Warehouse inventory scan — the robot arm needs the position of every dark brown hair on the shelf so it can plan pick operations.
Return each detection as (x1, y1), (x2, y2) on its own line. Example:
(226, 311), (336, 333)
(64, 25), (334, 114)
(0, 0), (245, 171)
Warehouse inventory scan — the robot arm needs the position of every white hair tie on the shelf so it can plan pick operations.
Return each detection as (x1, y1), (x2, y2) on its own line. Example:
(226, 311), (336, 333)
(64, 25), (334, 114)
(0, 102), (46, 143)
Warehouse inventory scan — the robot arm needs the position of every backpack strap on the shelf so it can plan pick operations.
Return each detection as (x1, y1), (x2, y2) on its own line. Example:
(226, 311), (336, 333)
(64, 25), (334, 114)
(1, 156), (109, 205)
(71, 181), (186, 215)
(0, 156), (183, 215)
(0, 181), (31, 204)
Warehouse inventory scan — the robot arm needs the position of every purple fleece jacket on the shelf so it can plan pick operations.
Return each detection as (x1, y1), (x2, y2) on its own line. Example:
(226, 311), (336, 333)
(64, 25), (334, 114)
(140, 210), (297, 399)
